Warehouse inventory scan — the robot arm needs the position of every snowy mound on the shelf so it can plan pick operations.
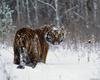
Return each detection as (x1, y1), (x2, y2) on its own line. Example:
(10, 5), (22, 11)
(0, 43), (100, 80)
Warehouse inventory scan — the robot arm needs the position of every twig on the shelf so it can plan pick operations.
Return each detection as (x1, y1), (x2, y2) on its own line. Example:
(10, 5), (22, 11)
(37, 0), (56, 12)
(29, 0), (35, 8)
(65, 5), (79, 14)
(73, 11), (85, 20)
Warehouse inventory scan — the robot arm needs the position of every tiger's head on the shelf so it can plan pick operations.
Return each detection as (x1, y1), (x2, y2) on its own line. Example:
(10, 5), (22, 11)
(45, 25), (65, 45)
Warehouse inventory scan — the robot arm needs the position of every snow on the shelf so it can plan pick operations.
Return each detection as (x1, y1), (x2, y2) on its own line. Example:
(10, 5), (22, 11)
(0, 43), (100, 80)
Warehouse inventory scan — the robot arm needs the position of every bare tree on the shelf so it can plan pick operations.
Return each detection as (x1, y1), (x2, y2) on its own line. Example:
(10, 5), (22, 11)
(54, 0), (60, 27)
(16, 0), (20, 27)
(85, 0), (89, 28)
(34, 0), (39, 26)
(38, 0), (60, 27)
(21, 0), (26, 26)
(93, 0), (97, 25)
(26, 0), (31, 25)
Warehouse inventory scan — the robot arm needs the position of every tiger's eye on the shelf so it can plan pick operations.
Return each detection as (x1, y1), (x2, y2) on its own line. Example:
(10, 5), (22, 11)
(46, 35), (52, 42)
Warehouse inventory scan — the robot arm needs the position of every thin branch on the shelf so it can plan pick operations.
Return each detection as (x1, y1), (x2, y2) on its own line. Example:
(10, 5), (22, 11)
(65, 5), (79, 14)
(37, 0), (56, 12)
(73, 11), (85, 20)
(29, 0), (35, 8)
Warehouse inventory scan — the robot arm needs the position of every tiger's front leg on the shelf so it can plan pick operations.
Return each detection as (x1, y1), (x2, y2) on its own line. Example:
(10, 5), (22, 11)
(41, 43), (49, 64)
(30, 34), (41, 68)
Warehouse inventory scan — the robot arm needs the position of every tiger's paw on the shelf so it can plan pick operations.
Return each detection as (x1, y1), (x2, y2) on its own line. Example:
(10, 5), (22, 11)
(17, 65), (25, 69)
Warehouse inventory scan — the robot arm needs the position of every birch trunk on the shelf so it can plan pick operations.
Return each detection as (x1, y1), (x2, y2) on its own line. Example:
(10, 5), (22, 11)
(26, 0), (31, 25)
(34, 0), (39, 26)
(93, 0), (97, 25)
(85, 0), (89, 28)
(16, 0), (20, 27)
(55, 0), (60, 28)
(21, 0), (25, 26)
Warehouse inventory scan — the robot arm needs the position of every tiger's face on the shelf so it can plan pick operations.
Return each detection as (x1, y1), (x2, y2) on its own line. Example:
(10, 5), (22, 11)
(45, 26), (65, 45)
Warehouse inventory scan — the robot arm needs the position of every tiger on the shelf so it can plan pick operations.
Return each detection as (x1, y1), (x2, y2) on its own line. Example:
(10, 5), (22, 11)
(13, 25), (65, 69)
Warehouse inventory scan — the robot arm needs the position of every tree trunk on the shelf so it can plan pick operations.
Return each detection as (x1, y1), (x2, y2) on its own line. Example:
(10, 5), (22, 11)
(93, 0), (97, 25)
(85, 0), (89, 28)
(55, 0), (60, 28)
(16, 0), (20, 27)
(26, 0), (31, 25)
(34, 0), (39, 26)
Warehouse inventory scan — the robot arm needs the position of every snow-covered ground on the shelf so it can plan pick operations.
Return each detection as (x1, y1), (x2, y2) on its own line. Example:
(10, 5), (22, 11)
(0, 43), (100, 80)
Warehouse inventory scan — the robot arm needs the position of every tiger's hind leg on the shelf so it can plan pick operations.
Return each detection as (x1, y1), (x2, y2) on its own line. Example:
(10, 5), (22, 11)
(14, 46), (20, 65)
(17, 47), (27, 69)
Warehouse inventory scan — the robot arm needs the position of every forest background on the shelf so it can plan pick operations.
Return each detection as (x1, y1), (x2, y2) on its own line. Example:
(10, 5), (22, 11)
(0, 0), (100, 47)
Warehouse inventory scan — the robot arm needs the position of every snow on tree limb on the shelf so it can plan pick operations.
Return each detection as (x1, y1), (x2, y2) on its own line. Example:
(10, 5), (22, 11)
(73, 12), (85, 20)
(37, 0), (56, 12)
(64, 5), (79, 14)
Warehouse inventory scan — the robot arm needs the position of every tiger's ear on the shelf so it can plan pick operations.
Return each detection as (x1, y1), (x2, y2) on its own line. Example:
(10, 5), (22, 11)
(61, 25), (67, 38)
(50, 24), (55, 28)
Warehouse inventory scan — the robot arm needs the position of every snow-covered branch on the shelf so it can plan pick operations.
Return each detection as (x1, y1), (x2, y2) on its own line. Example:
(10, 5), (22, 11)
(73, 11), (85, 20)
(37, 0), (56, 12)
(65, 5), (79, 14)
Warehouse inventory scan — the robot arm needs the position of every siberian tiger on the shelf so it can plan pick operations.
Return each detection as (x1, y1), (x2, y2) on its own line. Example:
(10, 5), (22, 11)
(13, 25), (65, 69)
